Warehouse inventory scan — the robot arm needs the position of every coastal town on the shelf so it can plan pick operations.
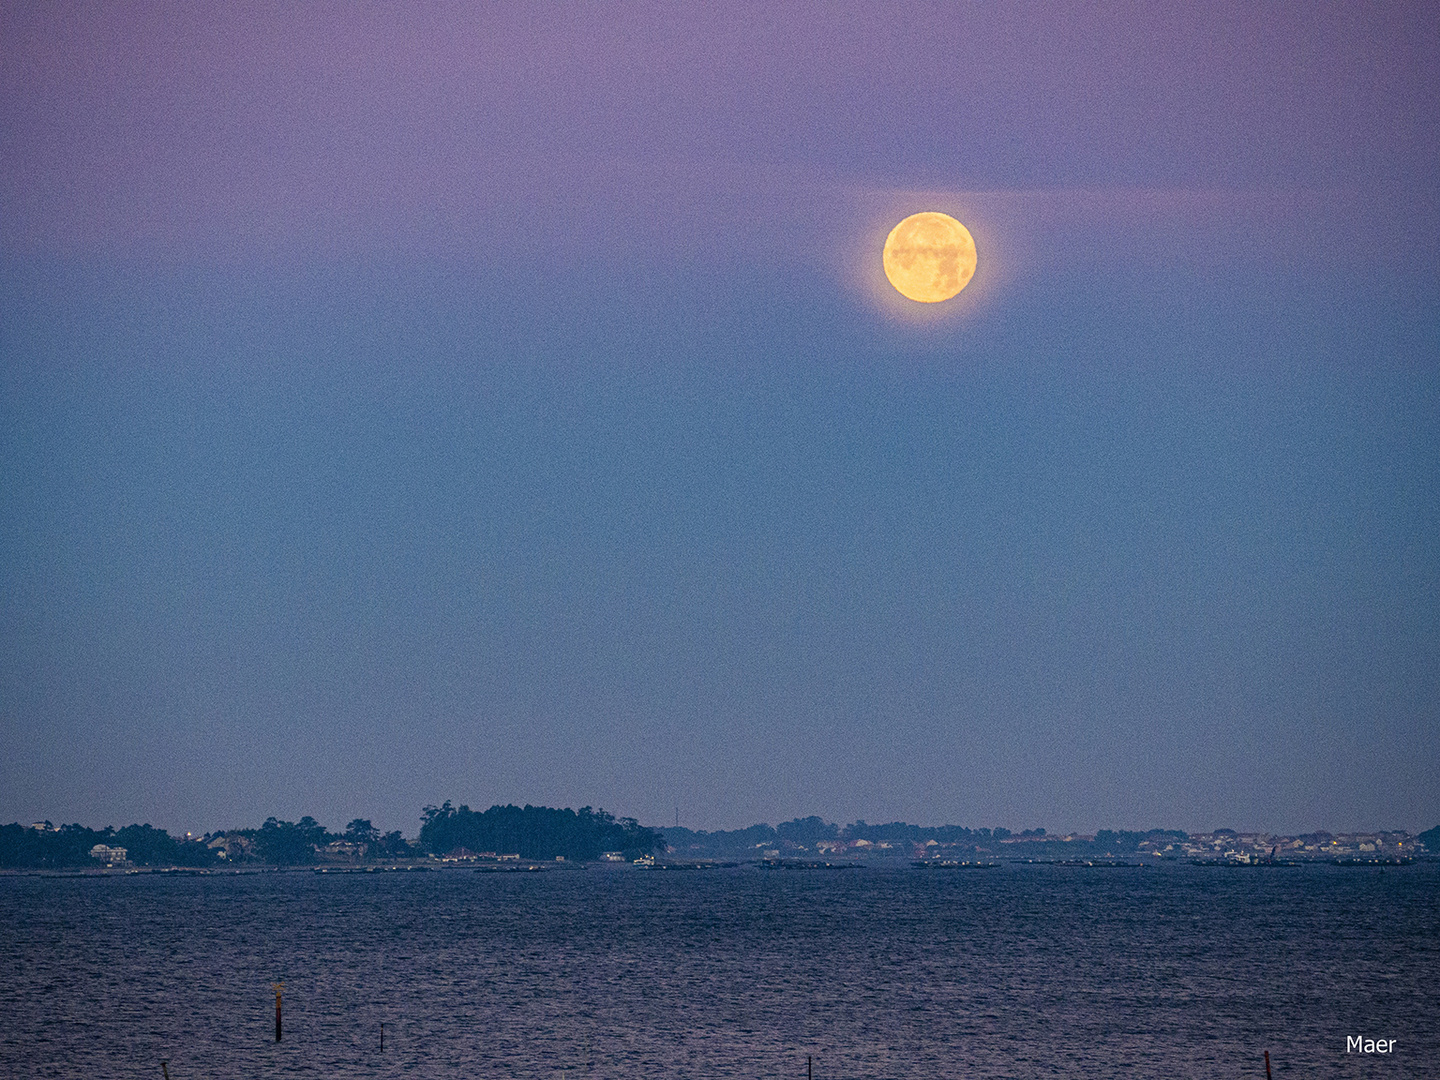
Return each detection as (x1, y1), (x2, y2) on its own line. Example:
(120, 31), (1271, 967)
(674, 826), (1430, 866)
(6, 815), (1433, 871)
(994, 828), (1421, 865)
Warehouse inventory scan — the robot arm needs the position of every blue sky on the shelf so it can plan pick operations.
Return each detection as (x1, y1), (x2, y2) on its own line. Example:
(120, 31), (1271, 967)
(2, 3), (1437, 834)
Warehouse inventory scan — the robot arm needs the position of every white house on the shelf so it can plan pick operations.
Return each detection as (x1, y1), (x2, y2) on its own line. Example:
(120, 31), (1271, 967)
(90, 844), (128, 865)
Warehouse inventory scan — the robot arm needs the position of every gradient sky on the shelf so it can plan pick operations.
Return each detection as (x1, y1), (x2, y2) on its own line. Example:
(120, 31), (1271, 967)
(3, 2), (1437, 837)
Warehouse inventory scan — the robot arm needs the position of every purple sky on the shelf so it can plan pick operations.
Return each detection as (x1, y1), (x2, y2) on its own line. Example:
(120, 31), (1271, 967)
(7, 3), (1434, 266)
(3, 2), (1438, 835)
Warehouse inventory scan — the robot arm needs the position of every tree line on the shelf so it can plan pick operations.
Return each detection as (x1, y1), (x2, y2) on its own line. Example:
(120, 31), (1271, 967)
(7, 813), (1435, 869)
(661, 816), (1029, 857)
(0, 804), (664, 869)
(0, 817), (409, 869)
(0, 822), (217, 869)
(662, 818), (1194, 858)
(419, 802), (662, 861)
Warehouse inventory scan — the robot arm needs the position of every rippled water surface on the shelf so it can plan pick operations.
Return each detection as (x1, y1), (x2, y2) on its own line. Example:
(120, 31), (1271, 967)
(2, 862), (1436, 1078)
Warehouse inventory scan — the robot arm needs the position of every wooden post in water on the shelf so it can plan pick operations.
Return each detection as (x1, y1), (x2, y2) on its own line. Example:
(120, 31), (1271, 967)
(1264, 1050), (1272, 1079)
(808, 1055), (812, 1080)
(160, 1061), (170, 1080)
(273, 982), (283, 1042)
(380, 1021), (384, 1051)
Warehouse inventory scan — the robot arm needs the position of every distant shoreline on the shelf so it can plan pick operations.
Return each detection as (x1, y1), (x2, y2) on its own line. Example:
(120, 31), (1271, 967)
(6, 814), (1437, 871)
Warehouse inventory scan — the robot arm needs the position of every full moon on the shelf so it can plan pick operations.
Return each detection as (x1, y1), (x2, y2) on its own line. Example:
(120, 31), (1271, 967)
(882, 212), (977, 303)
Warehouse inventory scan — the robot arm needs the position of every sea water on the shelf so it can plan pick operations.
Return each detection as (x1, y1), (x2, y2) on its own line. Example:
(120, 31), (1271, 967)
(2, 861), (1435, 1078)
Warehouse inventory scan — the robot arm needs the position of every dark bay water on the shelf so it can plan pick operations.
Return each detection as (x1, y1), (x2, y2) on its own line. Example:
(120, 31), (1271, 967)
(2, 862), (1435, 1079)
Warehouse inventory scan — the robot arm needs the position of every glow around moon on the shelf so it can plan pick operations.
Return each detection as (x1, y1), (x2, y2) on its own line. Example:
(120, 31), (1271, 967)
(882, 212), (977, 303)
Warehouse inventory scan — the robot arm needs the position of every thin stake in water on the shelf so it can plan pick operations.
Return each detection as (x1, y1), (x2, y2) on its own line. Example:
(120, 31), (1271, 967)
(273, 982), (283, 1043)
(1265, 1050), (1272, 1079)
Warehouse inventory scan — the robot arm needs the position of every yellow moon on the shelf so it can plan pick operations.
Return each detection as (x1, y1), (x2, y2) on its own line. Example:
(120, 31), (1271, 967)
(882, 212), (977, 303)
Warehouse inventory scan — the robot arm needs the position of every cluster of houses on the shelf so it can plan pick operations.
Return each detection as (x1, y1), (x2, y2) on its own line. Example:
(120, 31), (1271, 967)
(759, 829), (1425, 863)
(23, 820), (1429, 869)
(1153, 830), (1418, 863)
(944, 830), (1420, 863)
(205, 834), (375, 862)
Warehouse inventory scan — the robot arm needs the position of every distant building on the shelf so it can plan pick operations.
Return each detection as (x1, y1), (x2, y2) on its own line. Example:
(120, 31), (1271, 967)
(206, 834), (253, 861)
(90, 844), (128, 865)
(602, 851), (625, 862)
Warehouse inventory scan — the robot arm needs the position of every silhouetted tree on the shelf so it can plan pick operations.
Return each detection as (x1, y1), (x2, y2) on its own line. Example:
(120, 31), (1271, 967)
(344, 819), (380, 846)
(253, 817), (332, 865)
(374, 830), (413, 858)
(112, 824), (217, 867)
(0, 823), (103, 867)
(419, 803), (663, 860)
(0, 822), (215, 868)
